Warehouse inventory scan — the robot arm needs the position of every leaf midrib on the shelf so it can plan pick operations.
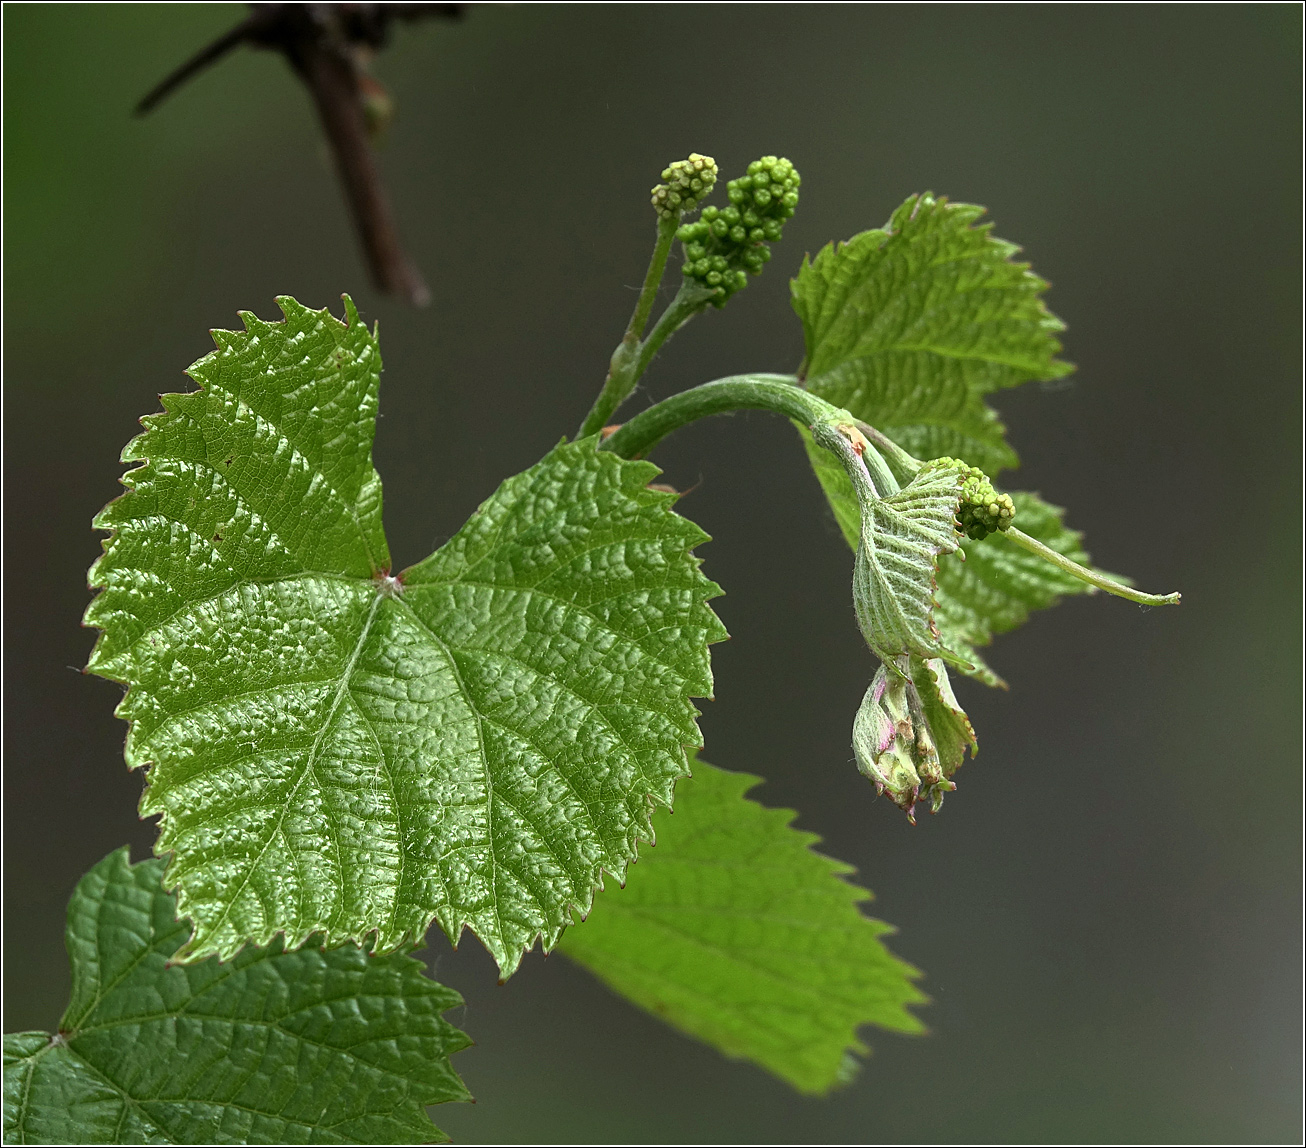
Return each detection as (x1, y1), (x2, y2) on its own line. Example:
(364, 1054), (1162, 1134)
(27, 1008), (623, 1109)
(188, 590), (387, 953)
(206, 338), (385, 576)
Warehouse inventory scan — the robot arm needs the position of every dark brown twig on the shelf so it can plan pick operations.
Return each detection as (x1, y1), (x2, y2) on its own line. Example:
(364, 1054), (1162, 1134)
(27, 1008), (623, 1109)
(135, 13), (268, 116)
(136, 4), (464, 305)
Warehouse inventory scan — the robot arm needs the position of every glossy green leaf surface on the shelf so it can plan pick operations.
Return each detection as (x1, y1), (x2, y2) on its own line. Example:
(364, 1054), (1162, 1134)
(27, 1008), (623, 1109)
(85, 297), (725, 976)
(792, 192), (1070, 476)
(2, 849), (469, 1145)
(558, 759), (925, 1096)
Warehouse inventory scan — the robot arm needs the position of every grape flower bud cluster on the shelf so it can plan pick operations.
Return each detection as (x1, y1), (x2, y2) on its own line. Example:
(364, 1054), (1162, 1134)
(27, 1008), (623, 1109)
(676, 156), (801, 305)
(927, 457), (1015, 540)
(651, 153), (719, 221)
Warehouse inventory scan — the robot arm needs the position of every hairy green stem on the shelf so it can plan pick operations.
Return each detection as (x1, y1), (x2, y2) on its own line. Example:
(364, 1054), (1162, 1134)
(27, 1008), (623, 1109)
(856, 421), (921, 482)
(1004, 527), (1181, 606)
(603, 374), (901, 497)
(602, 374), (840, 457)
(578, 217), (680, 439)
(811, 418), (899, 498)
(602, 375), (1180, 608)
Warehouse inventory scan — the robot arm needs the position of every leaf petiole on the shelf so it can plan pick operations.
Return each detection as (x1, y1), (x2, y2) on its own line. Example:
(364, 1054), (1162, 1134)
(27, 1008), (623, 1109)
(1002, 527), (1181, 606)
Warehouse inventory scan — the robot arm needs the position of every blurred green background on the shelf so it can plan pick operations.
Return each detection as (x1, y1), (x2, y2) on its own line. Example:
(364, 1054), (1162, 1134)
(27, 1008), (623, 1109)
(3, 4), (1300, 1143)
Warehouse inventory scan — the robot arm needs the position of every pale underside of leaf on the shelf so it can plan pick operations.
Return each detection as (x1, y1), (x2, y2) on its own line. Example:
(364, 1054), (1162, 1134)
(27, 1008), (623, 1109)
(2, 849), (470, 1145)
(558, 759), (925, 1096)
(801, 433), (1102, 687)
(853, 464), (964, 664)
(85, 297), (725, 977)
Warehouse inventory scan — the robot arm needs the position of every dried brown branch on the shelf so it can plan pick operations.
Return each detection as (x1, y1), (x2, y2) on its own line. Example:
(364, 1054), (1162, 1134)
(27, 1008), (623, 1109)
(136, 3), (464, 305)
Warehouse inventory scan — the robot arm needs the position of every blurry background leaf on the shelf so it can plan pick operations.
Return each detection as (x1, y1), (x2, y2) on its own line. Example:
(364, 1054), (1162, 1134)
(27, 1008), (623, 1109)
(559, 758), (925, 1096)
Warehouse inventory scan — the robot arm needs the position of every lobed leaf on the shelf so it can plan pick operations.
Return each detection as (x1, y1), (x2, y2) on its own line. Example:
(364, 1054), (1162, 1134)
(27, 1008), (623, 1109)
(790, 193), (1093, 682)
(558, 758), (925, 1096)
(793, 191), (1071, 435)
(85, 297), (726, 976)
(792, 189), (1071, 544)
(2, 849), (469, 1145)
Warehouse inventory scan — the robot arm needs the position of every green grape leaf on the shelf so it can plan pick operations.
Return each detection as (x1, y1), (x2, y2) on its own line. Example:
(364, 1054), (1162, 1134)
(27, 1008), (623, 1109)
(798, 425), (1097, 687)
(85, 297), (725, 977)
(792, 192), (1070, 477)
(557, 758), (926, 1096)
(803, 355), (1019, 475)
(2, 849), (469, 1145)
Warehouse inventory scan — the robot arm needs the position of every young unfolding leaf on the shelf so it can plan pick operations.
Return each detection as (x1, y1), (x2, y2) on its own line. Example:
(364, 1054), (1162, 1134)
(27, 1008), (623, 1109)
(799, 425), (1098, 687)
(85, 297), (725, 976)
(853, 656), (977, 820)
(849, 463), (965, 665)
(1, 849), (469, 1145)
(557, 759), (925, 1096)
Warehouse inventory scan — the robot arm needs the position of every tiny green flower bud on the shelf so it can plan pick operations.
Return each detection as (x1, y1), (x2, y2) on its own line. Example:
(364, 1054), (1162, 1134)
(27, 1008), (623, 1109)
(651, 152), (719, 220)
(676, 154), (801, 304)
(925, 457), (1017, 540)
